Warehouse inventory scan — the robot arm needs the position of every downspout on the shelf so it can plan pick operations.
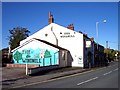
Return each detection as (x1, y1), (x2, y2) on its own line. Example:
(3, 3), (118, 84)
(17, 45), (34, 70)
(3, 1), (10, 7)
(51, 26), (58, 46)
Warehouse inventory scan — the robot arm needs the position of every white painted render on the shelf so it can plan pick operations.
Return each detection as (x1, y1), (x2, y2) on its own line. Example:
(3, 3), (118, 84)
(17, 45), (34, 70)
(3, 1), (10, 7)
(20, 23), (86, 67)
(19, 39), (59, 52)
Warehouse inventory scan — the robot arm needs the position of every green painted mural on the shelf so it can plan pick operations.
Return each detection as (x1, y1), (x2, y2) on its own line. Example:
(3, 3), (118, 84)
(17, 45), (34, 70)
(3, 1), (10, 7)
(13, 48), (59, 66)
(44, 50), (51, 58)
(13, 51), (22, 63)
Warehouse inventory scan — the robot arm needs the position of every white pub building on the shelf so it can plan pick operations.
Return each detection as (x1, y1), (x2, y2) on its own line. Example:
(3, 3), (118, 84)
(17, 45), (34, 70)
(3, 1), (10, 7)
(12, 12), (95, 68)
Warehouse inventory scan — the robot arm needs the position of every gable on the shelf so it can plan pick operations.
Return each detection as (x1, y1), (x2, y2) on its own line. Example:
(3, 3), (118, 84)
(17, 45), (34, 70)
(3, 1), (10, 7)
(12, 39), (59, 65)
(20, 23), (83, 46)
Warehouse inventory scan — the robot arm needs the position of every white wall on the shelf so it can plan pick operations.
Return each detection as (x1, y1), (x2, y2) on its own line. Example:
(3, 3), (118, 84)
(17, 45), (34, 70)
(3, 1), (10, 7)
(20, 40), (59, 52)
(20, 24), (57, 46)
(20, 23), (84, 67)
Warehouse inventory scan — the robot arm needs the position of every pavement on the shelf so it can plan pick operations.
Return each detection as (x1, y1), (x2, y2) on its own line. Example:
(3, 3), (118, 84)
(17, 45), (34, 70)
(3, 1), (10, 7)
(2, 67), (27, 81)
(2, 66), (89, 88)
(22, 61), (118, 88)
(1, 61), (116, 89)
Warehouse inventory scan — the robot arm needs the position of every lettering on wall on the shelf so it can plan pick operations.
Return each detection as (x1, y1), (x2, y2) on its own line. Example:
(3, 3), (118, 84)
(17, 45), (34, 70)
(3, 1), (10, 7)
(60, 32), (75, 38)
(13, 48), (59, 66)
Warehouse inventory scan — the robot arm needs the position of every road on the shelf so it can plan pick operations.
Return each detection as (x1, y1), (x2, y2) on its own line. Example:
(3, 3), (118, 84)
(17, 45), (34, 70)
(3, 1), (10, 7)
(18, 61), (119, 88)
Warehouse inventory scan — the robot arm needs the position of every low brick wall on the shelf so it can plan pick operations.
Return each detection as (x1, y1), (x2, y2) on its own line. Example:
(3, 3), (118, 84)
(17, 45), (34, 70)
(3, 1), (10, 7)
(28, 65), (59, 75)
(6, 64), (39, 68)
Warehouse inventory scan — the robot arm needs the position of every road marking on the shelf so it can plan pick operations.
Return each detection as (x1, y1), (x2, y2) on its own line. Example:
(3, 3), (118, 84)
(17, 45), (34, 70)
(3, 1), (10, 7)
(11, 63), (118, 89)
(77, 77), (98, 86)
(103, 71), (112, 76)
(11, 70), (95, 88)
(113, 68), (118, 71)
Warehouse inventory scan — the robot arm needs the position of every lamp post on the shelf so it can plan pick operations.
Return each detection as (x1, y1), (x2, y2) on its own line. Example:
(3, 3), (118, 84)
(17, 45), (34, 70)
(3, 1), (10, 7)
(96, 20), (106, 66)
(96, 20), (106, 50)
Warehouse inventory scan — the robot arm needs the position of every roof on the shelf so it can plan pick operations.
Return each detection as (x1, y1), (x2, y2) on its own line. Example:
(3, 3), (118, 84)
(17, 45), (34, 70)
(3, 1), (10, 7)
(20, 23), (83, 45)
(11, 38), (68, 52)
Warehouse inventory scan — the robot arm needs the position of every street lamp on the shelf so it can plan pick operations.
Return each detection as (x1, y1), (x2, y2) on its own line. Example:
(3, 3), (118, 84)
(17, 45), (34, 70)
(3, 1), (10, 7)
(96, 19), (106, 50)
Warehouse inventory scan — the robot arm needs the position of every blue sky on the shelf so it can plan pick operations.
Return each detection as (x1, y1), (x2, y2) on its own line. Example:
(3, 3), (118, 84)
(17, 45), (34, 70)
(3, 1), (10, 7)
(2, 2), (118, 50)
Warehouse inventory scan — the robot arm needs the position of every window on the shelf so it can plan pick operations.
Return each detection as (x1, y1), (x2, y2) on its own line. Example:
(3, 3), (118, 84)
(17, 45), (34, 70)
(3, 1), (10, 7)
(62, 51), (65, 60)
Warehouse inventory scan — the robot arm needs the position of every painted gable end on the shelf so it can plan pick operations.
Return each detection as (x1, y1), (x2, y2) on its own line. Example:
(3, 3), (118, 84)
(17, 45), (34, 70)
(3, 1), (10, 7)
(13, 39), (59, 67)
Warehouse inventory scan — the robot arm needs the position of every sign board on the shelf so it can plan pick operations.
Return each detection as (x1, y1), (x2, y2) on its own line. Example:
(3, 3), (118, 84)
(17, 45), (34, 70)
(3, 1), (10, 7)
(86, 41), (91, 48)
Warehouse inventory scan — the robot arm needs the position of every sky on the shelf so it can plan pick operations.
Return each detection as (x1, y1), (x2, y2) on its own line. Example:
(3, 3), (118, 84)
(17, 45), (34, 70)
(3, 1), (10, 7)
(2, 2), (118, 50)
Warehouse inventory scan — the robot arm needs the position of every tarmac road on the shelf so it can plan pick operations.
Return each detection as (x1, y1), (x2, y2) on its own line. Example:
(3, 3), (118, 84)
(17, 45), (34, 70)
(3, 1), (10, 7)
(21, 61), (119, 88)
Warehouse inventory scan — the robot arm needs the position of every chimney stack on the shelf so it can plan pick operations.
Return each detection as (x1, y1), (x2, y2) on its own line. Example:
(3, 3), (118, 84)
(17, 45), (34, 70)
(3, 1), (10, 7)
(90, 37), (94, 41)
(83, 33), (87, 37)
(78, 31), (82, 34)
(67, 24), (74, 30)
(48, 12), (54, 24)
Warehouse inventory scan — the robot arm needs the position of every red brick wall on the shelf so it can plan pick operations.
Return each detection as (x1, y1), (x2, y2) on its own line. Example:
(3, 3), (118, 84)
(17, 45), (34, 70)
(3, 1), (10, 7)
(6, 64), (39, 68)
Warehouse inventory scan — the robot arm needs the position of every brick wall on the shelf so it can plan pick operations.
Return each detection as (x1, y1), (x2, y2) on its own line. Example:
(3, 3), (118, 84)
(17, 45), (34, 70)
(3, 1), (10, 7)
(6, 64), (39, 68)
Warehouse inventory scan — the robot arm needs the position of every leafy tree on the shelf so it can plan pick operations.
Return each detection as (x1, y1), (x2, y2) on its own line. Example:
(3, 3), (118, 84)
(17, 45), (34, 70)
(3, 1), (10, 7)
(8, 27), (30, 49)
(104, 48), (118, 61)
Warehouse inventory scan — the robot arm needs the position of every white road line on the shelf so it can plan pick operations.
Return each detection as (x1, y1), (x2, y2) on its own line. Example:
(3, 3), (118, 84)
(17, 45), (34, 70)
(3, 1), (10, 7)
(77, 77), (98, 86)
(113, 68), (118, 71)
(103, 71), (112, 76)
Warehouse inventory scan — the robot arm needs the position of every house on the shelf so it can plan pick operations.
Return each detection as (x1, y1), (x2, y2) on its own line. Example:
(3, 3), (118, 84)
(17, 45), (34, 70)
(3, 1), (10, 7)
(2, 47), (12, 66)
(10, 12), (106, 70)
(11, 38), (72, 68)
(18, 12), (95, 68)
(94, 43), (105, 67)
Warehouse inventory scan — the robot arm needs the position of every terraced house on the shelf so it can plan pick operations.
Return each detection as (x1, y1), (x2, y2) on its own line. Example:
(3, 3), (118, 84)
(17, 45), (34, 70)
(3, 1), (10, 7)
(11, 12), (105, 70)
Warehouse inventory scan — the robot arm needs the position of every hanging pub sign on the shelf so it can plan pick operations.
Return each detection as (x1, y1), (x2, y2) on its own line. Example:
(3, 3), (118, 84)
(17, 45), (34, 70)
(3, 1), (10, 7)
(86, 40), (91, 48)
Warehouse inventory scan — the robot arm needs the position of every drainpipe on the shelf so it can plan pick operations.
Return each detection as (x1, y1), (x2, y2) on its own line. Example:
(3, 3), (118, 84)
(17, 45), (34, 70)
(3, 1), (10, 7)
(51, 26), (58, 46)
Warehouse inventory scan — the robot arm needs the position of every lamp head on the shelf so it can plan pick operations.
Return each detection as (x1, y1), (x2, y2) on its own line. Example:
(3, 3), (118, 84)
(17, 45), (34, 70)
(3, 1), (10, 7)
(103, 20), (107, 23)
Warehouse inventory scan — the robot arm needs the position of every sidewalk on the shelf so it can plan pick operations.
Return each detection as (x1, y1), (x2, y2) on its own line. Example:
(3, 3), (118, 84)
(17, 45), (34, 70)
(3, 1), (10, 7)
(2, 61), (116, 88)
(2, 67), (89, 88)
(2, 67), (28, 81)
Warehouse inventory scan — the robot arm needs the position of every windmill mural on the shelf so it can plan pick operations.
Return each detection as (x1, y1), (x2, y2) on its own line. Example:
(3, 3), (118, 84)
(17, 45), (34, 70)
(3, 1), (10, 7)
(13, 48), (59, 66)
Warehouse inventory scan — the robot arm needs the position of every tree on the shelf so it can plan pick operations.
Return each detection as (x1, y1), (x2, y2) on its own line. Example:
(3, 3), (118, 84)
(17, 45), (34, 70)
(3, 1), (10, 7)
(104, 48), (118, 61)
(8, 27), (30, 49)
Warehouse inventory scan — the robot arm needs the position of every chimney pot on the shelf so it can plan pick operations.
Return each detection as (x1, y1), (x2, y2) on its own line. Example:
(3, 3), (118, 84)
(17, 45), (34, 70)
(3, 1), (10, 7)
(67, 24), (74, 30)
(48, 12), (54, 24)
